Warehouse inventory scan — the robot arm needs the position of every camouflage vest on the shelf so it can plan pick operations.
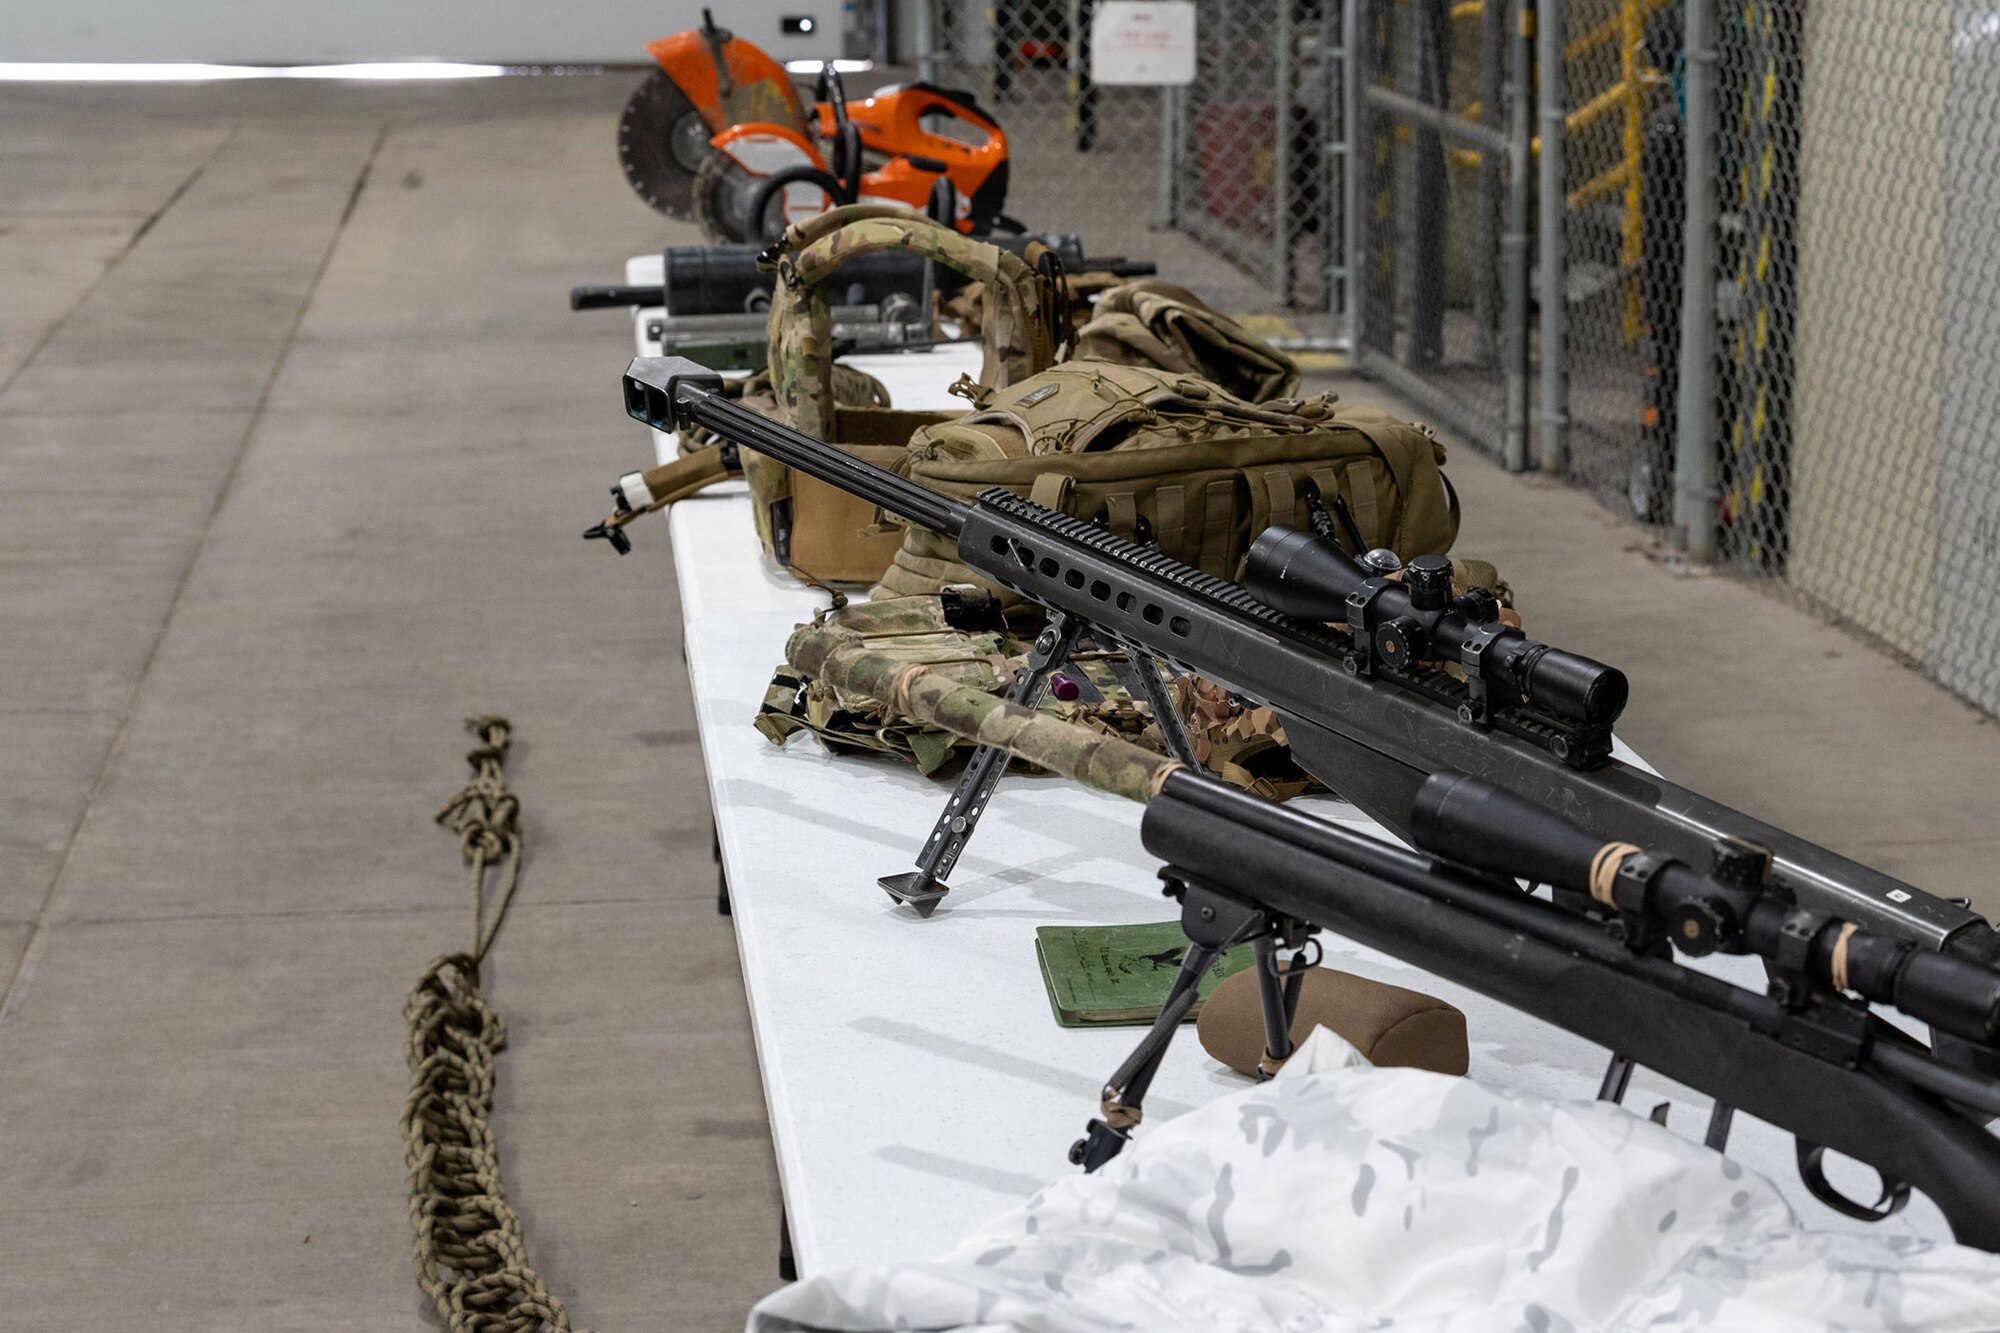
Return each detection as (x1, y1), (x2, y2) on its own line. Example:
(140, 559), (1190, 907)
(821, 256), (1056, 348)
(872, 361), (1464, 608)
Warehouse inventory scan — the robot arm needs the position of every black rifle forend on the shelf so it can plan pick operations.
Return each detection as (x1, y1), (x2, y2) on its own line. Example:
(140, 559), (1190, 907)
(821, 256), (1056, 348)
(613, 355), (1999, 971)
(1141, 767), (2000, 1252)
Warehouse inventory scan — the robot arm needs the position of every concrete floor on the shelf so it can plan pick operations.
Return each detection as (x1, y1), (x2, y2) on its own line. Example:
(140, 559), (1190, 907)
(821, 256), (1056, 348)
(3, 72), (1999, 1328)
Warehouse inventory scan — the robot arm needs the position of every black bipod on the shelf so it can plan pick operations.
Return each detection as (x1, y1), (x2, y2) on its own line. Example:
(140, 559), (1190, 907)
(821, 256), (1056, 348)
(878, 592), (1201, 917)
(878, 609), (1088, 915)
(1069, 867), (1313, 1171)
(1595, 1047), (1736, 1151)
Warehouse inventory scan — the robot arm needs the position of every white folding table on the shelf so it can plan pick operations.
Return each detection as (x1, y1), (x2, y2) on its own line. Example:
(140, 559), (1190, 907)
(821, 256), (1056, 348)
(621, 259), (1949, 1277)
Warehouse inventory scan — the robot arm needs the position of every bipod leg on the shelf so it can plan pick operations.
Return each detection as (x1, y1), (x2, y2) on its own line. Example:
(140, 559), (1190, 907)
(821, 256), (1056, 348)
(1068, 870), (1274, 1170)
(879, 610), (1087, 916)
(1116, 640), (1200, 767)
(1704, 1101), (1736, 1152)
(1251, 935), (1305, 1076)
(1069, 942), (1215, 1172)
(1597, 1052), (1636, 1104)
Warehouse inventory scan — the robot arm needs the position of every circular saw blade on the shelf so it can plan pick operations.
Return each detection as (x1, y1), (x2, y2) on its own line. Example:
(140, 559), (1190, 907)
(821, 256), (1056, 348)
(618, 69), (709, 220)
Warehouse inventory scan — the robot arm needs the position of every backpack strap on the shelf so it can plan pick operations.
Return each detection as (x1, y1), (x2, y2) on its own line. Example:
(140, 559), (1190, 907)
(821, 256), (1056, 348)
(1029, 472), (1074, 513)
(1247, 466), (1298, 540)
(1341, 457), (1383, 548)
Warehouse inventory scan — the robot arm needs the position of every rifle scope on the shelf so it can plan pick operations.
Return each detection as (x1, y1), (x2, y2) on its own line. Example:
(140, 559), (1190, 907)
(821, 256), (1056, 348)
(1244, 528), (1629, 727)
(1412, 773), (2000, 1048)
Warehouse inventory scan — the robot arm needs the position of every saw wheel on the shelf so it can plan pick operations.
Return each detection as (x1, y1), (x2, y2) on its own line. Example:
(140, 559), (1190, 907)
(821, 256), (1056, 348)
(618, 68), (713, 219)
(691, 151), (751, 243)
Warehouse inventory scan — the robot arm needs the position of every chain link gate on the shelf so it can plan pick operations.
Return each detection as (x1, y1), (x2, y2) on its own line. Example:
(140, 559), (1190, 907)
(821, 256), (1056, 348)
(1347, 0), (1534, 466)
(919, 0), (1350, 317)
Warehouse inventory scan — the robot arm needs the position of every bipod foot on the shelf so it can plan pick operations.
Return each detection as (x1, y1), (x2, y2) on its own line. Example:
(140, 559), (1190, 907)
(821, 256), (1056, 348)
(1068, 1118), (1130, 1172)
(878, 870), (949, 917)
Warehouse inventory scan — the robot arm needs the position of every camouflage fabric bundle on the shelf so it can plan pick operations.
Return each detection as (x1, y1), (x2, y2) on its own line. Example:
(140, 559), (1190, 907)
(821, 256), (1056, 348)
(944, 275), (1298, 405)
(940, 270), (1127, 344)
(756, 595), (1150, 775)
(873, 361), (1464, 609)
(1143, 677), (1321, 801)
(1072, 280), (1300, 404)
(760, 592), (1527, 803)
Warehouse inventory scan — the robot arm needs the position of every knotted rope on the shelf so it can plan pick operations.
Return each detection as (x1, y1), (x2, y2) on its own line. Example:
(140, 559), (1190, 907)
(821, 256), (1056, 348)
(403, 717), (588, 1333)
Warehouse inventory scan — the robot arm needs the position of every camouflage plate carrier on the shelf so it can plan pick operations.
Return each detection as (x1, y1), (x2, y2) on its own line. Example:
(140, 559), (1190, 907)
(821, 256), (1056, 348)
(750, 206), (1064, 581)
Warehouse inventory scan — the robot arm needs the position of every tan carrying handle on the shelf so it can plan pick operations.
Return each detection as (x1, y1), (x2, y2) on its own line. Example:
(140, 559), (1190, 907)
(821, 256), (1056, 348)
(601, 445), (741, 533)
(767, 211), (1055, 440)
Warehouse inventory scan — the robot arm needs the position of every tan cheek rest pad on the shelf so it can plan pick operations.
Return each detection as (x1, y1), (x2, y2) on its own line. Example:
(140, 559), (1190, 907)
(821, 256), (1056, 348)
(1196, 965), (1469, 1078)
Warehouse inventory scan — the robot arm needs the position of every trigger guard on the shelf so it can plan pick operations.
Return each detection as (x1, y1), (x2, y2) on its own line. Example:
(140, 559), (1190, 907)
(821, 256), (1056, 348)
(1795, 1141), (1912, 1223)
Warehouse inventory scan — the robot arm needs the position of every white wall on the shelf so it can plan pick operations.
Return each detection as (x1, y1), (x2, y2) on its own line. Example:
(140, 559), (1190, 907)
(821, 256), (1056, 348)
(0, 0), (843, 65)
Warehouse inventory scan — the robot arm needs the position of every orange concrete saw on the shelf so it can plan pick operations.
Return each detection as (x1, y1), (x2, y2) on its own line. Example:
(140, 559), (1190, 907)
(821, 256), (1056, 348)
(619, 10), (1018, 242)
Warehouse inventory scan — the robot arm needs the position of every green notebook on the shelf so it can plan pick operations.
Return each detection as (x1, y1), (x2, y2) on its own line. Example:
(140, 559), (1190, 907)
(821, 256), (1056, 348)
(1034, 921), (1255, 1028)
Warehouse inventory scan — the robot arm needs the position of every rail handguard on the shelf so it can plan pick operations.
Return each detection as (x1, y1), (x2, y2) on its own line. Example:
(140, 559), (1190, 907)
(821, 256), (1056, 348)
(601, 356), (2000, 1011)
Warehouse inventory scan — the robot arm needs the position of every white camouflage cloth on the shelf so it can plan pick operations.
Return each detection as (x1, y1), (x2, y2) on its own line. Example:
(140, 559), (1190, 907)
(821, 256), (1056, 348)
(749, 1029), (2000, 1332)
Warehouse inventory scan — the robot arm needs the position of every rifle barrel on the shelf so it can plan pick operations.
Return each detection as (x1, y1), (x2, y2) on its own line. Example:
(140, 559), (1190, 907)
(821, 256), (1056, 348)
(623, 356), (968, 539)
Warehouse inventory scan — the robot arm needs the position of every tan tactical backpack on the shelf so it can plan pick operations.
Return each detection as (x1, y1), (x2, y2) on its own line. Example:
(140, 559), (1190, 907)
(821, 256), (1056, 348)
(872, 361), (1463, 606)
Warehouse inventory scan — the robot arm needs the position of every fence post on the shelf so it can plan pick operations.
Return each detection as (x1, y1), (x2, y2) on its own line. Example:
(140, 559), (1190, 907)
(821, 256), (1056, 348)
(1274, 0), (1296, 305)
(1673, 0), (1719, 563)
(1501, 0), (1532, 472)
(1342, 0), (1364, 353)
(1536, 0), (1568, 474)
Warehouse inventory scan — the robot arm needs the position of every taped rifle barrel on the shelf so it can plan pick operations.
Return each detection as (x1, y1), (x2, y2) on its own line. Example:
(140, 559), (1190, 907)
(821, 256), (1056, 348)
(1411, 773), (2000, 1047)
(622, 356), (968, 539)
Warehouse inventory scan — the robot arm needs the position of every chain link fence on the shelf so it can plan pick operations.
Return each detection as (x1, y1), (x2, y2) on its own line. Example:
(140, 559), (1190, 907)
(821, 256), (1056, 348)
(1556, 0), (1678, 512)
(918, 0), (1339, 315)
(1554, 0), (2000, 718)
(908, 0), (2000, 717)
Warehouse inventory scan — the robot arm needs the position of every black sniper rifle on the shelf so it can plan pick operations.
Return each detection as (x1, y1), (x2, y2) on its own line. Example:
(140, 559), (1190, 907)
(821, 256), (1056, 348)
(595, 359), (2000, 1046)
(1116, 763), (2000, 1249)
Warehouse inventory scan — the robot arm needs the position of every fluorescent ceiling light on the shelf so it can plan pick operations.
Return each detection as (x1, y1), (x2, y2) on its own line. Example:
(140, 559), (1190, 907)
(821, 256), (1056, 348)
(0, 62), (512, 82)
(784, 59), (874, 73)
